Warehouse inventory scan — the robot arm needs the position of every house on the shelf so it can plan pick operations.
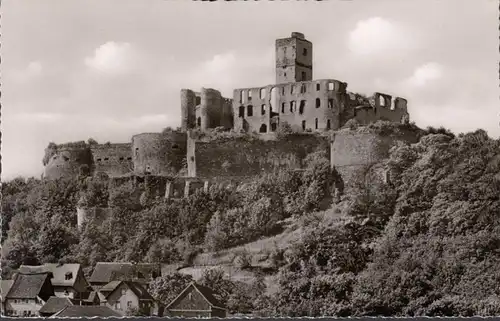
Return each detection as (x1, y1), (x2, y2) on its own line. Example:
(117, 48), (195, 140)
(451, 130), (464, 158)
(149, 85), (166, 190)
(1, 279), (14, 315)
(39, 296), (75, 317)
(89, 262), (161, 289)
(164, 282), (227, 318)
(49, 305), (122, 318)
(97, 280), (158, 316)
(18, 263), (91, 302)
(3, 272), (55, 317)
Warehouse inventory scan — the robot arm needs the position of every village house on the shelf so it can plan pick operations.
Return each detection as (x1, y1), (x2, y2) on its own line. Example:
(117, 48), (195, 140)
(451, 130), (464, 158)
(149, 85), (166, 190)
(89, 262), (161, 290)
(1, 279), (14, 315)
(19, 263), (91, 303)
(3, 272), (55, 317)
(38, 296), (76, 317)
(97, 280), (159, 316)
(164, 282), (227, 318)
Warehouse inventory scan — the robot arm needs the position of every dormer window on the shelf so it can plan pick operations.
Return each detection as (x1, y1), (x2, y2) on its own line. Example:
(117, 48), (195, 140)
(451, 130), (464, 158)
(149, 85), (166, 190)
(65, 272), (73, 280)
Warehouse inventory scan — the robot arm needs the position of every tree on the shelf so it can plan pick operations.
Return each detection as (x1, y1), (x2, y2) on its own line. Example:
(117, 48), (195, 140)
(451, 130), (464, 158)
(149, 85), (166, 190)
(148, 273), (193, 306)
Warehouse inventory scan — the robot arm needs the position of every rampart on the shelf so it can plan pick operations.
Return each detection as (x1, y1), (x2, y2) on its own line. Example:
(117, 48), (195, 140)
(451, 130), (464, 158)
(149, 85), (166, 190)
(187, 132), (330, 179)
(90, 143), (133, 177)
(43, 142), (92, 180)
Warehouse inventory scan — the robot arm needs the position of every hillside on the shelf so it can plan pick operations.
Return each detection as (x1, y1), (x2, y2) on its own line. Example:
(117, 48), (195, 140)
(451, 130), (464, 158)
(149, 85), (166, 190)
(2, 123), (499, 316)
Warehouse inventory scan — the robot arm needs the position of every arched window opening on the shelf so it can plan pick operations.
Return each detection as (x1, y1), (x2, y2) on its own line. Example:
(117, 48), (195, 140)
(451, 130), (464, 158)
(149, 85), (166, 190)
(290, 101), (296, 113)
(316, 98), (321, 108)
(327, 119), (331, 130)
(197, 117), (201, 127)
(281, 102), (285, 113)
(259, 124), (267, 133)
(379, 95), (385, 107)
(240, 90), (245, 103)
(195, 96), (201, 106)
(299, 100), (306, 114)
(260, 88), (266, 99)
(247, 105), (253, 117)
(271, 123), (277, 132)
(239, 106), (245, 117)
(315, 118), (318, 129)
(261, 104), (266, 115)
(328, 82), (335, 91)
(302, 120), (306, 131)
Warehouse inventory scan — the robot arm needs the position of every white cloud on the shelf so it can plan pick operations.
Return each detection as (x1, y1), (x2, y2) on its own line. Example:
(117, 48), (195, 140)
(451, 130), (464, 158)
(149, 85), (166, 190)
(10, 61), (43, 83)
(84, 41), (135, 74)
(348, 17), (417, 57)
(407, 62), (444, 87)
(8, 111), (64, 123)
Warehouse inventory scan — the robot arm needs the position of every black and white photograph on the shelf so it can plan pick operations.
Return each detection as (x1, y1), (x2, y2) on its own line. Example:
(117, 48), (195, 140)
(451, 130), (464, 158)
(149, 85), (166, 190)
(1, 0), (499, 318)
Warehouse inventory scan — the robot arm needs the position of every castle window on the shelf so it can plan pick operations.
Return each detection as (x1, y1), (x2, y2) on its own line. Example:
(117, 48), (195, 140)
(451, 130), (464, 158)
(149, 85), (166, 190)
(315, 118), (319, 129)
(299, 100), (306, 114)
(127, 157), (132, 160)
(379, 95), (385, 107)
(281, 102), (285, 113)
(271, 123), (277, 132)
(247, 105), (253, 117)
(284, 72), (287, 77)
(316, 98), (321, 108)
(290, 101), (296, 113)
(240, 90), (245, 103)
(239, 106), (245, 117)
(197, 117), (201, 127)
(328, 99), (333, 109)
(261, 104), (266, 115)
(260, 88), (266, 99)
(282, 87), (285, 95)
(190, 156), (195, 162)
(259, 124), (267, 133)
(248, 90), (252, 101)
(328, 82), (335, 91)
(135, 148), (139, 157)
(104, 158), (109, 161)
(291, 85), (296, 95)
(302, 120), (306, 131)
(327, 119), (331, 130)
(119, 157), (124, 161)
(300, 84), (307, 93)
(195, 96), (201, 106)
(303, 48), (308, 56)
(301, 72), (306, 81)
(316, 83), (320, 91)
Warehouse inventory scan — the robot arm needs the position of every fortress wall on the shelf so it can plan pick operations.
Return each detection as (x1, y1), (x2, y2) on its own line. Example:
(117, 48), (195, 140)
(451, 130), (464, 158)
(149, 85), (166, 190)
(90, 143), (133, 177)
(44, 145), (92, 180)
(132, 132), (187, 176)
(181, 89), (197, 131)
(233, 79), (348, 133)
(192, 134), (329, 179)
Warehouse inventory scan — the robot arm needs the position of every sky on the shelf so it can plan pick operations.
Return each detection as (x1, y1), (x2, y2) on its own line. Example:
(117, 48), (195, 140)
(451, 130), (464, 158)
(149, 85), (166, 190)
(1, 0), (499, 180)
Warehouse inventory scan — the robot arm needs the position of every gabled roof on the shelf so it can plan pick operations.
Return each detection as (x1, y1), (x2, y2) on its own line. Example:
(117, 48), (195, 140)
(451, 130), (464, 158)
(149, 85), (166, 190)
(19, 263), (82, 287)
(166, 282), (226, 311)
(1, 280), (14, 302)
(98, 280), (155, 301)
(50, 305), (122, 318)
(6, 272), (53, 300)
(39, 296), (74, 314)
(89, 262), (160, 284)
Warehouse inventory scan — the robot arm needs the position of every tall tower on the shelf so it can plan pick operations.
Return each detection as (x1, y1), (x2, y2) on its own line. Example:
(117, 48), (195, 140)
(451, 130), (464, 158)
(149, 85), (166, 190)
(275, 32), (313, 84)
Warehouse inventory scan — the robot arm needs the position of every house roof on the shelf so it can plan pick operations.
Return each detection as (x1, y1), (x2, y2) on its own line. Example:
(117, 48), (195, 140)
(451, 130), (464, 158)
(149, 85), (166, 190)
(166, 282), (226, 311)
(6, 272), (53, 300)
(39, 296), (74, 314)
(89, 262), (160, 284)
(19, 263), (82, 287)
(82, 290), (99, 303)
(50, 305), (122, 318)
(98, 280), (155, 301)
(1, 280), (14, 302)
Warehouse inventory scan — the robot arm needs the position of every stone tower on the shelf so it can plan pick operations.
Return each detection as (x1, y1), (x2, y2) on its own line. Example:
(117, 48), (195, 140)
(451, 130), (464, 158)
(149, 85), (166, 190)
(275, 32), (313, 84)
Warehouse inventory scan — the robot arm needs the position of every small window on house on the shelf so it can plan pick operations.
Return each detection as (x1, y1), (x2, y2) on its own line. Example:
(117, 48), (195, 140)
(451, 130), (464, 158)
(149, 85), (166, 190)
(302, 120), (306, 131)
(316, 83), (320, 91)
(247, 105), (253, 117)
(316, 98), (321, 108)
(195, 96), (201, 106)
(239, 106), (245, 117)
(281, 102), (285, 113)
(259, 124), (267, 133)
(290, 101), (296, 113)
(261, 104), (266, 115)
(315, 118), (319, 129)
(327, 119), (331, 130)
(260, 88), (266, 99)
(127, 301), (132, 308)
(122, 289), (127, 296)
(303, 48), (308, 56)
(65, 272), (73, 280)
(301, 72), (306, 81)
(197, 117), (201, 127)
(299, 100), (306, 114)
(328, 82), (335, 91)
(328, 99), (333, 109)
(116, 302), (121, 310)
(188, 293), (193, 300)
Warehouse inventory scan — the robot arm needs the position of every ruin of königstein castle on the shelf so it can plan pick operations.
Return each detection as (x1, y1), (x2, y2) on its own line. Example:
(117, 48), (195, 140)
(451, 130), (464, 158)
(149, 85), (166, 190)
(43, 32), (415, 226)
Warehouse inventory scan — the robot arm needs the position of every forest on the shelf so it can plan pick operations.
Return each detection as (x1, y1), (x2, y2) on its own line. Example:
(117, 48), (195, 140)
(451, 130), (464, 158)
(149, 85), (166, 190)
(2, 121), (500, 316)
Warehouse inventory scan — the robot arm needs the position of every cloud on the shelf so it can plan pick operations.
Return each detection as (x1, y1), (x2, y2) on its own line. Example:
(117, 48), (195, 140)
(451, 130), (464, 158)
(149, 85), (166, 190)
(348, 17), (417, 57)
(84, 41), (136, 74)
(406, 62), (444, 87)
(9, 61), (43, 83)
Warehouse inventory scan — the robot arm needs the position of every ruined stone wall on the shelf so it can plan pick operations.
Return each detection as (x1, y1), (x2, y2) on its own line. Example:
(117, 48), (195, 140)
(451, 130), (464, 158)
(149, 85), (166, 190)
(191, 134), (329, 179)
(132, 132), (187, 176)
(44, 143), (92, 180)
(90, 143), (133, 177)
(180, 89), (197, 131)
(350, 93), (410, 126)
(184, 88), (233, 131)
(233, 79), (348, 134)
